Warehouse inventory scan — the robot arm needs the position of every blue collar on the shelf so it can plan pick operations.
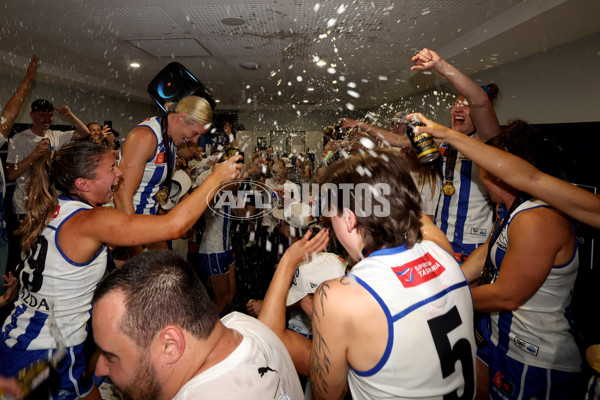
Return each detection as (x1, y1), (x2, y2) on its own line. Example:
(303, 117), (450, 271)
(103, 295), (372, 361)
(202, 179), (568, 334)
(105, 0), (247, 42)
(366, 244), (409, 258)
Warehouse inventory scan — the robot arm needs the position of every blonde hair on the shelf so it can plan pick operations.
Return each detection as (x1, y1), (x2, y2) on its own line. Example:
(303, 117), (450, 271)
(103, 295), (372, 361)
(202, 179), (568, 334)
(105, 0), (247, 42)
(165, 96), (213, 127)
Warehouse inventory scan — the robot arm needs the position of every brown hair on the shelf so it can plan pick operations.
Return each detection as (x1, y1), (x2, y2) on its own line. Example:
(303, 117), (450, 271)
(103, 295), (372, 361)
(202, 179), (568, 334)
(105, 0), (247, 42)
(487, 119), (553, 174)
(318, 148), (423, 254)
(16, 141), (109, 254)
(93, 250), (218, 348)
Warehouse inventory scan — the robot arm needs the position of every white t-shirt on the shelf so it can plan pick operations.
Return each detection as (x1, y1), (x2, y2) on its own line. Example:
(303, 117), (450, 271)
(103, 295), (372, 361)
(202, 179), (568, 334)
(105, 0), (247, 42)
(7, 128), (74, 214)
(173, 312), (304, 400)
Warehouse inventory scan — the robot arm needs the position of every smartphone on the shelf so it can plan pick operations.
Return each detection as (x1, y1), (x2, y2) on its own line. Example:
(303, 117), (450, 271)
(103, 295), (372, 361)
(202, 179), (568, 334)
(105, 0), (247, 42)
(103, 120), (113, 130)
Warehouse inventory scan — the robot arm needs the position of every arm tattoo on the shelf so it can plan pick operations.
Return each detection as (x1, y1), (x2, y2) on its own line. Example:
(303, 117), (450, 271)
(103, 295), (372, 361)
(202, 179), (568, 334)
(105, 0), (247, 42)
(339, 276), (350, 285)
(312, 282), (330, 323)
(310, 323), (331, 398)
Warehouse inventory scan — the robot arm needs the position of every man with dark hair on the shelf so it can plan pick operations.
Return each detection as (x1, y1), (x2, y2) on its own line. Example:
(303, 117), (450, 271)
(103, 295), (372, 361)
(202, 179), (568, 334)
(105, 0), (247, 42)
(6, 98), (89, 220)
(309, 149), (476, 399)
(92, 250), (303, 400)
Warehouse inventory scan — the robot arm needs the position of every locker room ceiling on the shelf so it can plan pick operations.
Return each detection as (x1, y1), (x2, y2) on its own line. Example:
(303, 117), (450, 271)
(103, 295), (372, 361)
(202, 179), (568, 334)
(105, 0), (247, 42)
(0, 0), (598, 112)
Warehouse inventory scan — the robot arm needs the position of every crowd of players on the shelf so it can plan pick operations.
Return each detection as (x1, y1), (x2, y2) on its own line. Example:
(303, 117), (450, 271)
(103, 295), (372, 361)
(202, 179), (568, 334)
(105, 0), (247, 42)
(0, 47), (599, 400)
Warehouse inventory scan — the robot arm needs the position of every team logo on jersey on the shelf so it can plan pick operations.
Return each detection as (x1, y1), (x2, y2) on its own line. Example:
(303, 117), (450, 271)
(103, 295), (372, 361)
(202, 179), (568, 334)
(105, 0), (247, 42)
(470, 227), (487, 237)
(155, 153), (165, 164)
(514, 336), (539, 356)
(52, 205), (61, 219)
(495, 231), (509, 251)
(392, 253), (445, 288)
(492, 371), (514, 396)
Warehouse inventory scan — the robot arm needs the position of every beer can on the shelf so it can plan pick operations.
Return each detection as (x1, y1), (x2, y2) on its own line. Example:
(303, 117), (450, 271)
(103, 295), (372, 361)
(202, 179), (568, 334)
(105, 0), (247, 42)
(406, 121), (439, 163)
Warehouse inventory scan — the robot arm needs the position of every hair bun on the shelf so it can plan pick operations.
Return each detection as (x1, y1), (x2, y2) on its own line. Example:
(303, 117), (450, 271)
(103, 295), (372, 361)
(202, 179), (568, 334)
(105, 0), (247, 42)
(484, 83), (499, 100)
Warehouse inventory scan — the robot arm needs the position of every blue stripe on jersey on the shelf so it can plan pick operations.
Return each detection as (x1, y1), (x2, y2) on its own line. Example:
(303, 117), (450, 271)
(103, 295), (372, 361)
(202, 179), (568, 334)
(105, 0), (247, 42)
(135, 165), (165, 214)
(53, 207), (107, 267)
(453, 158), (473, 243)
(496, 311), (513, 354)
(15, 308), (49, 350)
(2, 303), (26, 342)
(350, 275), (394, 377)
(392, 280), (469, 323)
(368, 245), (408, 258)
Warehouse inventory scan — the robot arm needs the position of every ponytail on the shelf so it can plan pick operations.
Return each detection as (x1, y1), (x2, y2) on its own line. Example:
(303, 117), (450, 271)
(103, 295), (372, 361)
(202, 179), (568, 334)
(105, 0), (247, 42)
(16, 141), (110, 255)
(16, 150), (56, 254)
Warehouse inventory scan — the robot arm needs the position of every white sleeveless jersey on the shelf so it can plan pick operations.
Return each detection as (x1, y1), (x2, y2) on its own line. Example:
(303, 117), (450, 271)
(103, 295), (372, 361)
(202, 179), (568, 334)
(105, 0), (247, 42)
(2, 197), (108, 350)
(198, 205), (233, 254)
(196, 171), (233, 254)
(435, 142), (494, 247)
(487, 198), (581, 372)
(348, 241), (476, 400)
(122, 116), (176, 215)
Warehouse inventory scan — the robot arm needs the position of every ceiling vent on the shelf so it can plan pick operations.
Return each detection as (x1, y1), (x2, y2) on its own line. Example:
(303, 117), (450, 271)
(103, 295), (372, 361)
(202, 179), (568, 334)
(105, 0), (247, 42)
(129, 39), (211, 57)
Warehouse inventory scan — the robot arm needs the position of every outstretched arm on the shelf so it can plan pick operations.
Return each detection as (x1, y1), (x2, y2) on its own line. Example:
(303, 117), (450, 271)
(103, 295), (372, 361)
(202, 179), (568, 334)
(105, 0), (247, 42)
(411, 48), (501, 142)
(411, 112), (600, 229)
(61, 156), (243, 262)
(339, 117), (410, 147)
(258, 229), (330, 376)
(0, 55), (39, 139)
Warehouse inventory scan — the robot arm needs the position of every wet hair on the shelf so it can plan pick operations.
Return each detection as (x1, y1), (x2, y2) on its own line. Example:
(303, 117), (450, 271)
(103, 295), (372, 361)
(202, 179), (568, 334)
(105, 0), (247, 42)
(93, 250), (218, 349)
(318, 148), (423, 253)
(16, 141), (110, 254)
(486, 119), (553, 175)
(164, 96), (213, 127)
(481, 83), (499, 103)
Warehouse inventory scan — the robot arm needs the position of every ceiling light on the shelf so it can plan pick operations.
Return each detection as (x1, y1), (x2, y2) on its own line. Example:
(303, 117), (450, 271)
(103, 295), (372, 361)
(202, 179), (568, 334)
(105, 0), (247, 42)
(307, 87), (314, 91)
(240, 62), (260, 70)
(130, 62), (140, 68)
(316, 60), (327, 67)
(215, 99), (221, 103)
(303, 100), (309, 103)
(221, 17), (245, 26)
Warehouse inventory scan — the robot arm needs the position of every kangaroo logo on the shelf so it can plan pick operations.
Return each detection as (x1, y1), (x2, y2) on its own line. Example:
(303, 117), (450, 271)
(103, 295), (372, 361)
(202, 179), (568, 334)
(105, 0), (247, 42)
(258, 366), (277, 377)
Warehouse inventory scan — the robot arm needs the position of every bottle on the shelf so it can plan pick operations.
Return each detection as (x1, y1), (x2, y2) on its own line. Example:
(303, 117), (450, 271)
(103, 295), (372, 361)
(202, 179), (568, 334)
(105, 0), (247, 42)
(406, 119), (439, 163)
(0, 351), (62, 399)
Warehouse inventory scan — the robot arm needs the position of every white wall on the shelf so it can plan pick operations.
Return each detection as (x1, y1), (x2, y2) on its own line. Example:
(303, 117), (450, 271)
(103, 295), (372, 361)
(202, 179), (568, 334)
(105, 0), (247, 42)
(370, 31), (600, 128)
(0, 70), (158, 136)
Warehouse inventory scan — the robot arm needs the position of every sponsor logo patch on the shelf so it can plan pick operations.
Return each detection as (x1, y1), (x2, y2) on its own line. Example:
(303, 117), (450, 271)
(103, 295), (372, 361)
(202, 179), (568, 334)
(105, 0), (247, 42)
(514, 336), (539, 356)
(392, 253), (445, 288)
(155, 153), (165, 164)
(470, 227), (487, 237)
(492, 371), (514, 397)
